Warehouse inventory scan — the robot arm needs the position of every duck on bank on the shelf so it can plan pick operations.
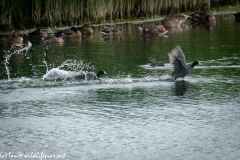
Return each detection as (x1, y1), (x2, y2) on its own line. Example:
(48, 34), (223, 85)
(56, 27), (81, 42)
(101, 26), (122, 40)
(77, 24), (94, 36)
(27, 24), (92, 45)
(28, 29), (48, 44)
(138, 24), (168, 37)
(190, 9), (216, 28)
(7, 31), (23, 51)
(42, 32), (64, 45)
(161, 13), (190, 29)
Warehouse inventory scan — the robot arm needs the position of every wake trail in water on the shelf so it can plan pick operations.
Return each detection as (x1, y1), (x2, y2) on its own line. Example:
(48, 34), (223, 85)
(1, 52), (239, 89)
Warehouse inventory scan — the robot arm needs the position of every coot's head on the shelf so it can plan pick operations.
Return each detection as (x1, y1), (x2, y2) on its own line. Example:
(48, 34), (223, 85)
(98, 70), (107, 75)
(97, 70), (107, 78)
(191, 61), (201, 67)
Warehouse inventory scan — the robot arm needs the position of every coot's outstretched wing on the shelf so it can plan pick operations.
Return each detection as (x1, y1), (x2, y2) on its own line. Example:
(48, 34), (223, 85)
(168, 45), (188, 78)
(168, 45), (187, 67)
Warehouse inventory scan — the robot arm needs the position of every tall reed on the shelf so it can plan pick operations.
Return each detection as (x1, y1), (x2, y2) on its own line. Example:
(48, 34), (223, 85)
(0, 0), (238, 30)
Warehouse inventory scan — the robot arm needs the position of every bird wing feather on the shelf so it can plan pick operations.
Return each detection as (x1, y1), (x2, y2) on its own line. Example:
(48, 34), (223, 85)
(168, 45), (188, 68)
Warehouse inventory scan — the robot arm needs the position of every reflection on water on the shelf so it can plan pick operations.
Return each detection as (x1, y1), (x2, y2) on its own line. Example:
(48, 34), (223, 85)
(174, 80), (189, 97)
(0, 14), (240, 160)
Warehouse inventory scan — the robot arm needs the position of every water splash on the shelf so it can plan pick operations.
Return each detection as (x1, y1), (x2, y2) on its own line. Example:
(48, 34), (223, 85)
(42, 59), (96, 81)
(42, 68), (77, 81)
(43, 51), (49, 73)
(57, 59), (95, 72)
(100, 74), (133, 84)
(3, 41), (32, 81)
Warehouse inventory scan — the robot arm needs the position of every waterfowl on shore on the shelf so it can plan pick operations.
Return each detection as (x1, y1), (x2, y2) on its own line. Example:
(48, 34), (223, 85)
(161, 14), (189, 28)
(75, 70), (107, 80)
(161, 19), (181, 28)
(138, 24), (168, 37)
(166, 14), (190, 22)
(7, 31), (23, 50)
(77, 24), (94, 36)
(190, 9), (216, 28)
(168, 45), (200, 79)
(233, 12), (240, 22)
(43, 32), (64, 45)
(101, 26), (122, 39)
(28, 29), (48, 44)
(56, 27), (81, 42)
(149, 57), (165, 67)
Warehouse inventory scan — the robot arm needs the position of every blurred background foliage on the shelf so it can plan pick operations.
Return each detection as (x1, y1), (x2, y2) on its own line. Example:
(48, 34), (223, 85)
(0, 0), (239, 30)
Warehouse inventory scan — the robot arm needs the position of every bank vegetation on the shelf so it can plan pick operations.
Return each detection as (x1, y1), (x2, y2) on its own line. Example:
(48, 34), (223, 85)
(0, 0), (239, 30)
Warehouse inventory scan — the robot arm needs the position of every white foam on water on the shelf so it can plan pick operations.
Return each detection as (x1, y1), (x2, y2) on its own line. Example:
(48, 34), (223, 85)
(139, 63), (172, 70)
(42, 68), (79, 81)
(197, 65), (240, 69)
(100, 74), (133, 84)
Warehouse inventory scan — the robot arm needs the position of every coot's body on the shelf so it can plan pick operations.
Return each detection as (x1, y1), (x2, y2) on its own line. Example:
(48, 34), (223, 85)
(75, 70), (107, 80)
(168, 45), (200, 79)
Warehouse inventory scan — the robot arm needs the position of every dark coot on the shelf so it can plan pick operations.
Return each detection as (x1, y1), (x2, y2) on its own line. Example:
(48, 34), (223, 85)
(168, 45), (200, 79)
(75, 70), (107, 80)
